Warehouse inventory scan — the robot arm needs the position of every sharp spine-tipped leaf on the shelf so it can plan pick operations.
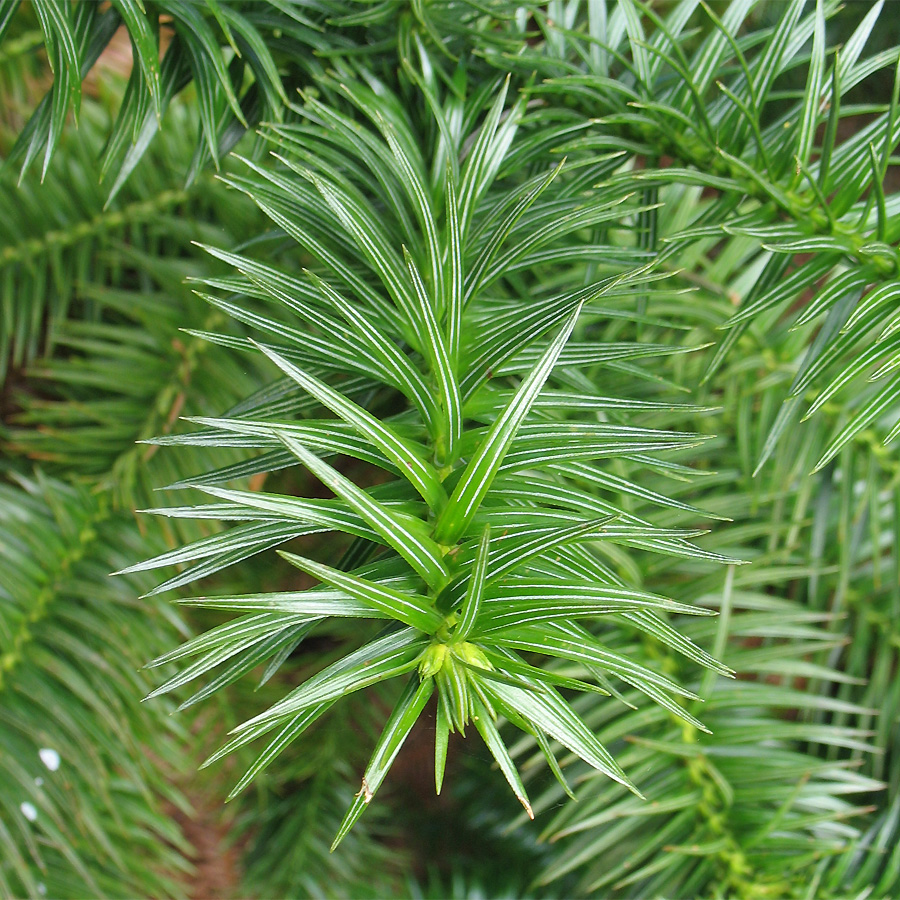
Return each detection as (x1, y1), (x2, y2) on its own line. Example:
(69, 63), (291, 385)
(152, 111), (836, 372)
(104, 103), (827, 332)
(279, 551), (443, 633)
(278, 435), (450, 592)
(6, 2), (900, 894)
(433, 304), (583, 544)
(252, 339), (447, 511)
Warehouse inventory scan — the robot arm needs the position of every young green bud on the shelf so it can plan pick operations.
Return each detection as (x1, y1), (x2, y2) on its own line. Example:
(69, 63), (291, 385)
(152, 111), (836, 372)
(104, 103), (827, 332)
(453, 641), (492, 671)
(418, 642), (449, 679)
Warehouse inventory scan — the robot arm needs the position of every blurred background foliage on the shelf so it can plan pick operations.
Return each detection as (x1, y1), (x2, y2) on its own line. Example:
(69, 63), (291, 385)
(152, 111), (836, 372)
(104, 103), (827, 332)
(1, 1), (899, 897)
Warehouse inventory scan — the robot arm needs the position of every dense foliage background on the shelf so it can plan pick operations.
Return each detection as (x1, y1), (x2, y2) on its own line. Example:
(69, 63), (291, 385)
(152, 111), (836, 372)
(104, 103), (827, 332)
(1, 1), (899, 897)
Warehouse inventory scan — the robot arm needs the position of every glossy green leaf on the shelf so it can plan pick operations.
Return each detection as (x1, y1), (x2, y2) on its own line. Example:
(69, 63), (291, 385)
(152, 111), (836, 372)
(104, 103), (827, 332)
(488, 679), (639, 795)
(813, 373), (900, 470)
(279, 551), (443, 633)
(234, 629), (427, 735)
(454, 523), (491, 642)
(471, 695), (534, 819)
(403, 248), (462, 460)
(110, 0), (160, 117)
(332, 676), (434, 850)
(434, 304), (582, 544)
(278, 435), (450, 591)
(252, 340), (447, 511)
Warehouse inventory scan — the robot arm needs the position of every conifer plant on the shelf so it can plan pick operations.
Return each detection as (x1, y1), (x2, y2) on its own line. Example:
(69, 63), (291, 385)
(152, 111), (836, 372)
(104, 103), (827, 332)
(1, 1), (899, 896)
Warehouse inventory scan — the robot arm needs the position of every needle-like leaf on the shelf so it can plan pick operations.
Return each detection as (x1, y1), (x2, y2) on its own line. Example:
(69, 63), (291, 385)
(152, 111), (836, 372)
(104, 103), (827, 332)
(433, 304), (582, 544)
(252, 340), (447, 511)
(278, 435), (450, 591)
(471, 695), (534, 819)
(332, 676), (435, 850)
(279, 551), (443, 633)
(454, 524), (491, 642)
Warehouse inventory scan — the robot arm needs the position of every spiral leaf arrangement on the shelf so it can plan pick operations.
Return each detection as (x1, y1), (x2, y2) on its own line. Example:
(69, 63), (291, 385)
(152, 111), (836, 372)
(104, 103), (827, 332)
(5, 1), (899, 894)
(127, 70), (736, 843)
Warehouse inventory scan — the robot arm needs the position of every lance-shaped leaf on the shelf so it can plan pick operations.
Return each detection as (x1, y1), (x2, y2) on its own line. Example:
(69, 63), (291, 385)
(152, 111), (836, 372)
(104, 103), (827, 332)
(439, 653), (472, 735)
(278, 435), (450, 591)
(794, 0), (826, 180)
(488, 679), (639, 795)
(454, 524), (491, 643)
(115, 520), (315, 575)
(433, 304), (582, 544)
(110, 0), (161, 117)
(252, 339), (447, 511)
(225, 700), (333, 801)
(482, 647), (611, 697)
(332, 676), (435, 850)
(184, 485), (380, 540)
(233, 628), (427, 734)
(203, 701), (335, 773)
(381, 119), (443, 315)
(472, 580), (713, 634)
(813, 373), (900, 471)
(458, 76), (513, 237)
(179, 588), (389, 618)
(176, 622), (314, 713)
(461, 274), (634, 397)
(440, 517), (617, 613)
(548, 463), (726, 521)
(296, 166), (431, 353)
(154, 417), (392, 469)
(485, 517), (618, 584)
(434, 699), (451, 795)
(156, 0), (244, 124)
(192, 282), (379, 376)
(279, 551), (443, 633)
(145, 614), (315, 699)
(464, 161), (564, 304)
(304, 269), (442, 434)
(223, 161), (406, 334)
(0, 0), (23, 47)
(403, 248), (462, 460)
(493, 622), (710, 731)
(844, 281), (900, 334)
(471, 695), (534, 819)
(804, 335), (900, 421)
(444, 171), (464, 366)
(146, 612), (306, 669)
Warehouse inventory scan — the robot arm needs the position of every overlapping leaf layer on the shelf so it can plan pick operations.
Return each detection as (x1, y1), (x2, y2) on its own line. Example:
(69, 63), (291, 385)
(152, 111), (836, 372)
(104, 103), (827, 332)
(2, 1), (900, 896)
(134, 71), (736, 842)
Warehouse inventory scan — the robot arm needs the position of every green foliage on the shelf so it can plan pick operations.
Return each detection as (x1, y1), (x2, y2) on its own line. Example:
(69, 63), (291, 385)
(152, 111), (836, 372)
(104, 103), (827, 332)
(1, 0), (305, 188)
(138, 68), (737, 843)
(524, 587), (880, 897)
(234, 691), (413, 899)
(500, 0), (900, 466)
(0, 474), (191, 898)
(1, 92), (273, 515)
(1, 1), (899, 897)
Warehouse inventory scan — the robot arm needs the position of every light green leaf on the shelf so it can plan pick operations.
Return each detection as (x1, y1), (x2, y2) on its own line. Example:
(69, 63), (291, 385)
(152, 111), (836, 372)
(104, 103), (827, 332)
(488, 679), (639, 795)
(454, 524), (491, 642)
(471, 695), (534, 819)
(226, 701), (333, 800)
(109, 0), (160, 117)
(279, 551), (442, 633)
(278, 435), (450, 591)
(252, 340), (447, 511)
(403, 248), (462, 461)
(234, 629), (426, 734)
(475, 580), (713, 633)
(444, 171), (464, 366)
(434, 304), (582, 544)
(794, 0), (826, 178)
(813, 373), (900, 470)
(332, 676), (434, 850)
